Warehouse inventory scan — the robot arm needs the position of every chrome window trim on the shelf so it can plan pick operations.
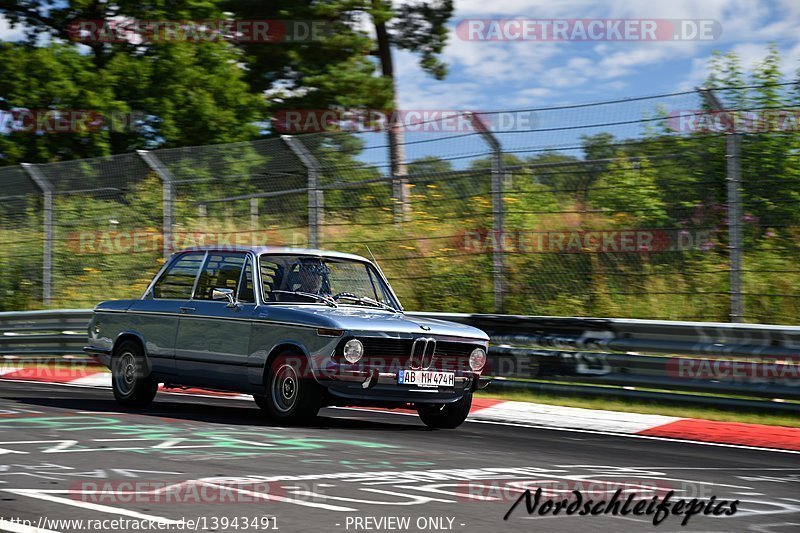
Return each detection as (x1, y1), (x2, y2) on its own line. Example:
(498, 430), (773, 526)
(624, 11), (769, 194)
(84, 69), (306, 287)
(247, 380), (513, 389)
(253, 251), (265, 305)
(189, 251), (210, 300)
(190, 251), (248, 302)
(143, 255), (176, 299)
(236, 254), (250, 303)
(146, 250), (207, 301)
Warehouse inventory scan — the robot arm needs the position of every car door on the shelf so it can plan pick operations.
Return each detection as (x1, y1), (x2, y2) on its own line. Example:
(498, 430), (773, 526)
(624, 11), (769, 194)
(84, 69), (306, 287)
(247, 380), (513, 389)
(173, 252), (255, 389)
(128, 251), (207, 377)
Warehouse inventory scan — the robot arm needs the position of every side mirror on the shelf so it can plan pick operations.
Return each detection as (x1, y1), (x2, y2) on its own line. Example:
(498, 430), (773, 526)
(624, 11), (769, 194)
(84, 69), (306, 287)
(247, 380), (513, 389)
(212, 287), (238, 308)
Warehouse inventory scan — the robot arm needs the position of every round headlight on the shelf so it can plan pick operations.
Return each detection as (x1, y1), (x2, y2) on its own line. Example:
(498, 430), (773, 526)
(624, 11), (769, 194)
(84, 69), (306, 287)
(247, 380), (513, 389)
(469, 347), (486, 371)
(343, 339), (364, 363)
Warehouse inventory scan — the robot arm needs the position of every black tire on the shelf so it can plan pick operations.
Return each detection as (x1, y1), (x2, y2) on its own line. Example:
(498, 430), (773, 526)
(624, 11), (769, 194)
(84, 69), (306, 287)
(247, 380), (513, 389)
(111, 340), (158, 407)
(417, 393), (472, 429)
(254, 350), (322, 423)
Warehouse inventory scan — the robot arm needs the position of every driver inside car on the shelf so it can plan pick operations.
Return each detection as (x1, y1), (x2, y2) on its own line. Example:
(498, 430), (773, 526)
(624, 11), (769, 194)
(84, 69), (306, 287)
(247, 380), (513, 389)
(297, 263), (325, 294)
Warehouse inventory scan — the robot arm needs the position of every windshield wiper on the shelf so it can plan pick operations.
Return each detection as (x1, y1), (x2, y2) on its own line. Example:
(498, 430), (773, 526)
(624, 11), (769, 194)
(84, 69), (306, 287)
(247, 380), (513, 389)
(271, 290), (338, 307)
(335, 294), (398, 312)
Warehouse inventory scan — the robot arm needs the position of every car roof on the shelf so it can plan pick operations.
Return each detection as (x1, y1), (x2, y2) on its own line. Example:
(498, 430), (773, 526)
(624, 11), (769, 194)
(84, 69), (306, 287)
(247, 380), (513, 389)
(174, 246), (371, 263)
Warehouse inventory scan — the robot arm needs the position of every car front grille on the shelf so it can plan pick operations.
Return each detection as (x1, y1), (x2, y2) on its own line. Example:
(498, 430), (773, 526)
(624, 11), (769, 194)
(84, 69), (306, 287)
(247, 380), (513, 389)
(342, 337), (481, 372)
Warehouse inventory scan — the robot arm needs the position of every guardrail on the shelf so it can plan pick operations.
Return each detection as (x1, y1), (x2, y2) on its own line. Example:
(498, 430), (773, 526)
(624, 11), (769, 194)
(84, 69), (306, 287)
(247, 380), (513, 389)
(1, 309), (798, 413)
(409, 312), (800, 413)
(0, 309), (91, 357)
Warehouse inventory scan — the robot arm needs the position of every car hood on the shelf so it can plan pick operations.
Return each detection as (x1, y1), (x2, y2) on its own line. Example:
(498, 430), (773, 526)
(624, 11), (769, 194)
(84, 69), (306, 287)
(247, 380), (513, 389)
(259, 305), (489, 341)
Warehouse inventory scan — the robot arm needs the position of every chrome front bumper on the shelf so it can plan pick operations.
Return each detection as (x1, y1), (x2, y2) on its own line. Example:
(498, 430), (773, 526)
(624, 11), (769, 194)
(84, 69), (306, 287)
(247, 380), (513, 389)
(316, 367), (485, 405)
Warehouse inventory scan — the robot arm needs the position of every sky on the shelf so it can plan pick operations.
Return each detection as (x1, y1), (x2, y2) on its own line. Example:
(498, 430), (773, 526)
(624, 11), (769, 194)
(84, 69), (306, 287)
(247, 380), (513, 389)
(394, 0), (800, 111)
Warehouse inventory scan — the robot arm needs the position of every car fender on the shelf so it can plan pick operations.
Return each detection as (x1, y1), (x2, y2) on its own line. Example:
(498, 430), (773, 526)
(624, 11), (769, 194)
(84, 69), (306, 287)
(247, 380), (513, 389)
(112, 331), (153, 377)
(248, 340), (307, 385)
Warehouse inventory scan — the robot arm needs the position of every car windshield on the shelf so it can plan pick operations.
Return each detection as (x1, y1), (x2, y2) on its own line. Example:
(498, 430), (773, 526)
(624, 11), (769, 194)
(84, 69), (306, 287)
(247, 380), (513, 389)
(259, 254), (399, 310)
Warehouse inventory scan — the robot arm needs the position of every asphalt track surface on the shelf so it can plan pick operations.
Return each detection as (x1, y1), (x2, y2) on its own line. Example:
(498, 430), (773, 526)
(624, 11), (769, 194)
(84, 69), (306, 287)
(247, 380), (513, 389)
(0, 380), (797, 533)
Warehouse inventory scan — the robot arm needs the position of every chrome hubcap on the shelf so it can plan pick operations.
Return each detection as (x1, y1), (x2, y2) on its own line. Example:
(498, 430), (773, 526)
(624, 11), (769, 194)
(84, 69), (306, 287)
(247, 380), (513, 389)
(271, 363), (298, 413)
(116, 352), (136, 395)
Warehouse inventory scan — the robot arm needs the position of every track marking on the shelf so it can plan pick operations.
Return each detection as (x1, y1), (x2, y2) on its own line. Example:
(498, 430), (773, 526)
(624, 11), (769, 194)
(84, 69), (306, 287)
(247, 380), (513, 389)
(1, 489), (183, 524)
(3, 378), (798, 455)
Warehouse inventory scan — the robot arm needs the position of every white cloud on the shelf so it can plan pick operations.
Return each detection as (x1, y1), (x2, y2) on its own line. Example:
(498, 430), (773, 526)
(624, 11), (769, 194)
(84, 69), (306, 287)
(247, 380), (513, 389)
(510, 87), (556, 105)
(0, 15), (25, 41)
(429, 0), (800, 110)
(394, 51), (483, 109)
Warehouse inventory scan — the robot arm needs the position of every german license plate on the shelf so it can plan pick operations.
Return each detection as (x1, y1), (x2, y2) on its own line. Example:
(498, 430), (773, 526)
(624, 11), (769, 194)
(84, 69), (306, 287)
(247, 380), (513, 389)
(398, 370), (455, 388)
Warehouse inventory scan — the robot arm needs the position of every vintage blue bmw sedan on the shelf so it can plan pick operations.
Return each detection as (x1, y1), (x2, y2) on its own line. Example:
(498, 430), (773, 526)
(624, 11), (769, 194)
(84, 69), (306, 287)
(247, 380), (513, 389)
(84, 246), (489, 428)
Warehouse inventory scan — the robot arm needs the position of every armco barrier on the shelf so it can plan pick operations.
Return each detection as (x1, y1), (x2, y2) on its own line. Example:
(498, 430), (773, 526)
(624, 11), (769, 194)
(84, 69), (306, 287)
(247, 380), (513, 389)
(0, 309), (91, 356)
(408, 312), (800, 411)
(1, 309), (798, 412)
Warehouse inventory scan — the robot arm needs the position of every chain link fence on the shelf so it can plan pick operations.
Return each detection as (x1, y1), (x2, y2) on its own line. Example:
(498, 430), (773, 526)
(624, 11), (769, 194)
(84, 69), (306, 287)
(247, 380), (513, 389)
(1, 84), (798, 323)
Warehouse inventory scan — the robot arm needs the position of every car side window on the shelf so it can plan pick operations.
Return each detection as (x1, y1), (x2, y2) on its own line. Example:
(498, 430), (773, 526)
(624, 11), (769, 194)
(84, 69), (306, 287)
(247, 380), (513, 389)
(152, 252), (206, 299)
(260, 259), (282, 302)
(237, 257), (256, 303)
(194, 253), (246, 301)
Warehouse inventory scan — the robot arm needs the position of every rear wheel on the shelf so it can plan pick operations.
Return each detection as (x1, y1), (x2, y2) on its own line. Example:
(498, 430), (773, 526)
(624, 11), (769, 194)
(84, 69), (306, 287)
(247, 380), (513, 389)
(417, 393), (472, 429)
(111, 340), (158, 407)
(254, 350), (322, 423)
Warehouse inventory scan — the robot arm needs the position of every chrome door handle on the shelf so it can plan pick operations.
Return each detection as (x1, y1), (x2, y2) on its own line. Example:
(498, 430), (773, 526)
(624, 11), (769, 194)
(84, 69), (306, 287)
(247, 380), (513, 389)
(179, 307), (196, 314)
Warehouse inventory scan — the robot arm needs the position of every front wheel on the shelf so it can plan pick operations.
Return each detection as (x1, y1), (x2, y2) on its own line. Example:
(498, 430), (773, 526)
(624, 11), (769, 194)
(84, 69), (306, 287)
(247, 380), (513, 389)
(254, 351), (322, 424)
(111, 340), (158, 407)
(417, 393), (472, 429)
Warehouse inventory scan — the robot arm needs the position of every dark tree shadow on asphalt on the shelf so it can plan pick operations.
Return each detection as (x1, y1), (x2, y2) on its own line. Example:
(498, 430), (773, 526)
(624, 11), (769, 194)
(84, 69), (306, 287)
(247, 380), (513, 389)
(5, 392), (430, 432)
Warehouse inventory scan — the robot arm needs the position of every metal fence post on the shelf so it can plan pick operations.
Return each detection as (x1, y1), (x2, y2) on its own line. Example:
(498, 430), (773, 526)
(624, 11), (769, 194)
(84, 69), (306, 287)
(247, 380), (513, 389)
(466, 112), (506, 313)
(282, 135), (323, 248)
(21, 164), (53, 307)
(389, 123), (411, 223)
(699, 88), (744, 322)
(137, 150), (175, 259)
(250, 198), (259, 231)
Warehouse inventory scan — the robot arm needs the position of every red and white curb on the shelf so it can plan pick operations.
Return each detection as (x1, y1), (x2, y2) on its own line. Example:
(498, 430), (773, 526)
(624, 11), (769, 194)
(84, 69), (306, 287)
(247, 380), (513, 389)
(466, 401), (800, 452)
(1, 366), (798, 452)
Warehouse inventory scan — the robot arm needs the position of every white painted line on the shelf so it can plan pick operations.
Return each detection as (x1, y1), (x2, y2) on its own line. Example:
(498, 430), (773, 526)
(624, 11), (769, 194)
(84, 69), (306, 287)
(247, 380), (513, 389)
(159, 390), (252, 401)
(68, 374), (111, 387)
(2, 489), (184, 524)
(0, 518), (62, 533)
(471, 400), (680, 434)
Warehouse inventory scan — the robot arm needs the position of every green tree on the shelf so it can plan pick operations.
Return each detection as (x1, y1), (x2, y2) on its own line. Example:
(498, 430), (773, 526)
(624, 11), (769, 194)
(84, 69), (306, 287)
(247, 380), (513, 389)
(589, 156), (668, 225)
(1, 1), (265, 162)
